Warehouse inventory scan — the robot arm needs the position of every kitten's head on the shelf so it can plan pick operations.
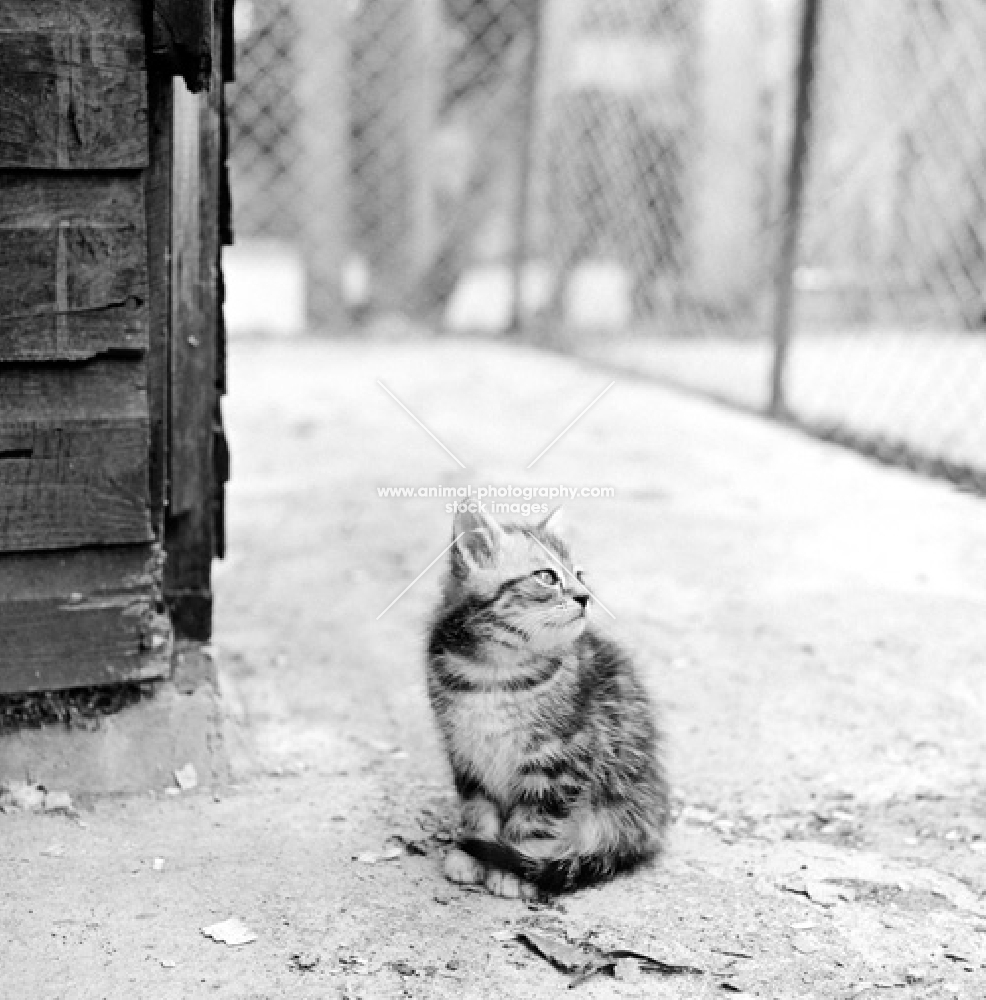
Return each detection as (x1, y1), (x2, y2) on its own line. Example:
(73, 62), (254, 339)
(444, 507), (592, 651)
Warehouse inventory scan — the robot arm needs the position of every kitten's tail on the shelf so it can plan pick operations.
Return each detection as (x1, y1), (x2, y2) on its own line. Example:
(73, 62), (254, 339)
(457, 835), (656, 896)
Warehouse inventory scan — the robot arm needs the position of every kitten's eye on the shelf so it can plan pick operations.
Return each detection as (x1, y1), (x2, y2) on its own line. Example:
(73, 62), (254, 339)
(533, 568), (561, 587)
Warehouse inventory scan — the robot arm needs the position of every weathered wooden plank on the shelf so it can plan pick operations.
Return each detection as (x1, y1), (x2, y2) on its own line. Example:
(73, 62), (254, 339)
(0, 222), (149, 361)
(0, 1), (143, 33)
(0, 172), (144, 229)
(0, 545), (170, 693)
(169, 82), (205, 519)
(0, 168), (150, 360)
(152, 0), (214, 93)
(0, 420), (152, 552)
(145, 69), (174, 536)
(0, 358), (146, 420)
(0, 542), (158, 601)
(165, 8), (225, 641)
(0, 361), (152, 552)
(0, 31), (147, 169)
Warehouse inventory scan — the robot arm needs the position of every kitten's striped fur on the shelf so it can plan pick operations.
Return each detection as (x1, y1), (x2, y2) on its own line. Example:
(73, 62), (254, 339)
(426, 508), (669, 897)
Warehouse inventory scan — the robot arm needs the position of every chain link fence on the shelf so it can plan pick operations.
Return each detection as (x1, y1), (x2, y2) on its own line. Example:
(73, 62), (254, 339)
(786, 0), (986, 483)
(226, 0), (986, 490)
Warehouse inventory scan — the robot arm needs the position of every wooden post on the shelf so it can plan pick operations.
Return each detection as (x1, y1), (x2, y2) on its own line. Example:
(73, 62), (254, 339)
(294, 0), (349, 331)
(769, 0), (820, 416)
(507, 3), (544, 336)
(164, 1), (225, 641)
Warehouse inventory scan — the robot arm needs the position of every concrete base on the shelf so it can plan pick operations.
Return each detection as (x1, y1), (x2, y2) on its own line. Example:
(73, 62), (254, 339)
(0, 644), (230, 797)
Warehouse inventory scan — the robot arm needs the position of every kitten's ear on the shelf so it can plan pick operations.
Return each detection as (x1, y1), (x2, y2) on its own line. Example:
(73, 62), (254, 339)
(451, 508), (506, 576)
(537, 506), (565, 537)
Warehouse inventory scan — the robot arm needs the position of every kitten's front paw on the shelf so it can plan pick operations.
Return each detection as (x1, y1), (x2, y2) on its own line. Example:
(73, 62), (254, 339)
(443, 847), (486, 885)
(484, 867), (539, 901)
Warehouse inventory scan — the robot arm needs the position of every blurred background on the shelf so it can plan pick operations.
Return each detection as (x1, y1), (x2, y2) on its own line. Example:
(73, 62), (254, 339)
(222, 0), (986, 491)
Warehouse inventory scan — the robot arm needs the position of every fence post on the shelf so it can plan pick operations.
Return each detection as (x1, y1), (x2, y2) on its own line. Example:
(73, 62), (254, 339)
(769, 0), (820, 416)
(295, 0), (348, 331)
(507, 3), (544, 336)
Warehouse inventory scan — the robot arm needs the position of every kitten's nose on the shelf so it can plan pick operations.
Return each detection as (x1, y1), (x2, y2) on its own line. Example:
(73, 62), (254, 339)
(573, 593), (590, 610)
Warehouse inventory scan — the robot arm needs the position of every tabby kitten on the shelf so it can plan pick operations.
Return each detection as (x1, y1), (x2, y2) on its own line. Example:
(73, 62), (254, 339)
(425, 507), (669, 899)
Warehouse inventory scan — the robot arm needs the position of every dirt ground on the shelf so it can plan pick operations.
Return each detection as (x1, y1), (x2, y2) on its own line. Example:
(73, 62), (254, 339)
(3, 336), (986, 999)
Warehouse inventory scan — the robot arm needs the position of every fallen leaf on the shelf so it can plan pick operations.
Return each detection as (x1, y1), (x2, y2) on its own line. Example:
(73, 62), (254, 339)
(680, 806), (718, 826)
(609, 949), (704, 976)
(780, 877), (846, 907)
(201, 917), (257, 947)
(712, 947), (755, 959)
(393, 834), (429, 856)
(291, 951), (320, 970)
(517, 932), (705, 988)
(380, 845), (403, 861)
(613, 957), (641, 982)
(791, 934), (822, 954)
(174, 764), (198, 791)
(44, 790), (74, 814)
(515, 931), (594, 972)
(7, 783), (46, 811)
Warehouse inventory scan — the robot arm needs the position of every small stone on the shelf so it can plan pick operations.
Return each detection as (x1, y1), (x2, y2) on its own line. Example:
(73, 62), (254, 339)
(152, 858), (166, 872)
(174, 764), (198, 791)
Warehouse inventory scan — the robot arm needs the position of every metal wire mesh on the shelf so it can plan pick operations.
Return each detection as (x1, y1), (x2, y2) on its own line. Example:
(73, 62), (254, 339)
(788, 0), (986, 479)
(227, 0), (301, 242)
(226, 0), (986, 488)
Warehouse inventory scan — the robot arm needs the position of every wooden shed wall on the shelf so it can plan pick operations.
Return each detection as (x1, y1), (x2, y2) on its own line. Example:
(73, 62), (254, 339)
(0, 0), (229, 694)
